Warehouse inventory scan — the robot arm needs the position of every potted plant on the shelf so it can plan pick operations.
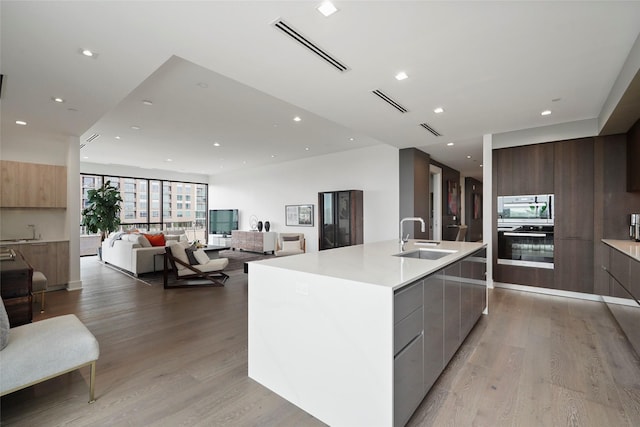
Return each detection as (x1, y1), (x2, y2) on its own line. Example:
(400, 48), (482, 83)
(81, 180), (123, 258)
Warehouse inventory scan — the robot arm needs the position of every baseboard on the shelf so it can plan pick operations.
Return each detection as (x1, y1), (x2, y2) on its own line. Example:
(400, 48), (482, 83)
(493, 281), (604, 302)
(66, 280), (83, 291)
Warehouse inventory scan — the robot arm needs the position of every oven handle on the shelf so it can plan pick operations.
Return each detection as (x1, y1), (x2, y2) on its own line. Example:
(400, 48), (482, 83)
(503, 232), (547, 237)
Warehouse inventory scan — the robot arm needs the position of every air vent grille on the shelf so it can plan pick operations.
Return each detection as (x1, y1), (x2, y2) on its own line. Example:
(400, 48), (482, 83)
(419, 122), (441, 137)
(372, 90), (408, 113)
(86, 133), (100, 143)
(273, 19), (349, 72)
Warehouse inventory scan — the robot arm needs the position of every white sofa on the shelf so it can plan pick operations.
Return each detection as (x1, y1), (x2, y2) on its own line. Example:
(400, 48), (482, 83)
(101, 232), (188, 276)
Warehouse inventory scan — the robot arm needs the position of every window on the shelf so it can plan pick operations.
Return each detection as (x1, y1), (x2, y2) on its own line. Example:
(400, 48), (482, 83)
(80, 174), (207, 240)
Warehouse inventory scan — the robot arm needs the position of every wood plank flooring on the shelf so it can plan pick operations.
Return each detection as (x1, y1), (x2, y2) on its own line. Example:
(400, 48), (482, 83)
(2, 257), (639, 426)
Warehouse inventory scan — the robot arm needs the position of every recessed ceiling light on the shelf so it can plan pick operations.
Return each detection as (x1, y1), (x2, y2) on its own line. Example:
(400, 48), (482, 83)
(434, 107), (445, 114)
(52, 97), (65, 103)
(447, 142), (454, 146)
(80, 49), (97, 58)
(349, 137), (355, 141)
(317, 1), (338, 17)
(305, 147), (310, 151)
(15, 120), (27, 126)
(131, 125), (141, 130)
(165, 158), (173, 162)
(115, 136), (121, 140)
(213, 142), (221, 147)
(541, 110), (552, 116)
(293, 116), (301, 122)
(467, 155), (472, 159)
(395, 71), (408, 81)
(142, 100), (153, 106)
(480, 164), (483, 168)
(271, 154), (277, 158)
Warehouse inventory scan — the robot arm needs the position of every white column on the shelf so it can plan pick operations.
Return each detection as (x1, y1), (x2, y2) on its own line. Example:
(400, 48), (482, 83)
(66, 136), (82, 291)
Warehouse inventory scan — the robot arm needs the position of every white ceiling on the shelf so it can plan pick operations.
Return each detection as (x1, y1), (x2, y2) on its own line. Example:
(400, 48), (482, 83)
(2, 1), (640, 181)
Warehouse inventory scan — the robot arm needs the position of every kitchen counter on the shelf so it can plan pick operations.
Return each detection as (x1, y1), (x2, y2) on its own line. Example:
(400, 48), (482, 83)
(602, 239), (640, 263)
(250, 239), (485, 290)
(248, 239), (486, 427)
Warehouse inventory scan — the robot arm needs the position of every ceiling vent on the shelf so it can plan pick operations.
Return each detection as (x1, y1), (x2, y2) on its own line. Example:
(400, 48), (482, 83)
(273, 19), (349, 72)
(419, 122), (442, 137)
(81, 133), (100, 149)
(372, 90), (408, 113)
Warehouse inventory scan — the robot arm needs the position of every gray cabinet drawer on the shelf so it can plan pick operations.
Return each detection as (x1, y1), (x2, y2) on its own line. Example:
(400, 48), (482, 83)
(394, 306), (423, 356)
(394, 333), (424, 427)
(395, 280), (423, 324)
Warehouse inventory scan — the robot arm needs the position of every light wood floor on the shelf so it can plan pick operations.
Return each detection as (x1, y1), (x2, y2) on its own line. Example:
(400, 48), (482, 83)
(1, 257), (639, 426)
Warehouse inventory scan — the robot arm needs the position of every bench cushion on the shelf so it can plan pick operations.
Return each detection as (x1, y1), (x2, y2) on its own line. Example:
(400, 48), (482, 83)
(0, 314), (99, 395)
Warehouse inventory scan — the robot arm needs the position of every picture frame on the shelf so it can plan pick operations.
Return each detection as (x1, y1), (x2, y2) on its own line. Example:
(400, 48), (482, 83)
(447, 180), (459, 216)
(285, 204), (314, 227)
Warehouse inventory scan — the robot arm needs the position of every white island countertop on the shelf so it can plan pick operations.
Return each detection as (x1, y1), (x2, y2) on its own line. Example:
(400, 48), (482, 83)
(602, 239), (640, 263)
(251, 239), (485, 290)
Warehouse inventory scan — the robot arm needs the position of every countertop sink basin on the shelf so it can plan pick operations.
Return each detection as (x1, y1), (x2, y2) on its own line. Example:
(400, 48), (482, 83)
(394, 248), (457, 260)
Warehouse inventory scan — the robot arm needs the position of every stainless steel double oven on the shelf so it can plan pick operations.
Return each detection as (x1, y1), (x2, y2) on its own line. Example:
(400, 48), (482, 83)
(497, 194), (554, 269)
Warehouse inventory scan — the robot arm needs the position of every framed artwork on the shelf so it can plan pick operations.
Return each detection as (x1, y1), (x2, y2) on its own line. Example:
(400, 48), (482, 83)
(447, 180), (459, 216)
(286, 204), (314, 227)
(473, 193), (482, 219)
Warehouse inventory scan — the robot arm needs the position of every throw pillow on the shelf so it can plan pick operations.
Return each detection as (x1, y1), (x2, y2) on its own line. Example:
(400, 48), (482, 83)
(194, 249), (210, 265)
(144, 233), (166, 247)
(185, 247), (199, 265)
(281, 240), (300, 251)
(282, 235), (300, 241)
(0, 297), (10, 351)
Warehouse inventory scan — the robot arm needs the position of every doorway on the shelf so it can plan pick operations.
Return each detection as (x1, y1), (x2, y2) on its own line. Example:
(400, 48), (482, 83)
(430, 165), (442, 240)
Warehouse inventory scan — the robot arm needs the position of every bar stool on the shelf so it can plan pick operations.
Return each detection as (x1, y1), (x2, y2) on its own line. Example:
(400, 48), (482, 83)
(32, 271), (48, 313)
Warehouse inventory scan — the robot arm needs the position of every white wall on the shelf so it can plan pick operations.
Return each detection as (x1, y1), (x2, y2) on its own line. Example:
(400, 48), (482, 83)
(209, 145), (399, 252)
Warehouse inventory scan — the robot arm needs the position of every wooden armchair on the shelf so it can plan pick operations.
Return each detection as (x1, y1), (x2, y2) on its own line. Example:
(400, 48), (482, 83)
(163, 245), (229, 289)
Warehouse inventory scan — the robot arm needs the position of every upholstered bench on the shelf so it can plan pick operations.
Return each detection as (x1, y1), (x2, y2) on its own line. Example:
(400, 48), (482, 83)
(0, 314), (100, 402)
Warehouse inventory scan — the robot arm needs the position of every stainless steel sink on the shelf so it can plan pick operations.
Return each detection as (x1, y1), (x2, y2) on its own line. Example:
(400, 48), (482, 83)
(394, 248), (457, 260)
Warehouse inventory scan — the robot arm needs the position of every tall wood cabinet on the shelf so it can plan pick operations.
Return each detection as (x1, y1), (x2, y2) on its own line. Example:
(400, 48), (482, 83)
(318, 190), (363, 250)
(553, 137), (594, 293)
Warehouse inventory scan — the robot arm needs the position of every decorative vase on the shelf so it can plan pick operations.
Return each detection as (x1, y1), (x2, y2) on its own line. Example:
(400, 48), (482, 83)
(264, 221), (270, 232)
(257, 221), (263, 232)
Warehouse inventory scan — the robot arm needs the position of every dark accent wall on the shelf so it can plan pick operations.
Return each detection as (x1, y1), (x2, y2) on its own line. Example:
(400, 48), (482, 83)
(464, 177), (483, 242)
(399, 148), (430, 239)
(628, 119), (640, 192)
(594, 133), (640, 294)
(430, 159), (461, 241)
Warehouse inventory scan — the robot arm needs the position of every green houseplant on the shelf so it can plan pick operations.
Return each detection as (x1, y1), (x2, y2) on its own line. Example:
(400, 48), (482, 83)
(81, 181), (123, 246)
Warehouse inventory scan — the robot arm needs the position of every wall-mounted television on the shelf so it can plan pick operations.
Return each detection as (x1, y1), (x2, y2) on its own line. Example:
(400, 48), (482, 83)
(209, 209), (239, 236)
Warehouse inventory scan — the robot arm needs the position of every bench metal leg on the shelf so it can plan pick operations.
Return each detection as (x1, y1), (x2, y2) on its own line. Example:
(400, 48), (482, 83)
(89, 361), (96, 403)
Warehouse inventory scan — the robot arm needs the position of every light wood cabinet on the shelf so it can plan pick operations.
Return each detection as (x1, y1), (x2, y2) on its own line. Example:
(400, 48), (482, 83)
(0, 160), (67, 208)
(2, 241), (69, 286)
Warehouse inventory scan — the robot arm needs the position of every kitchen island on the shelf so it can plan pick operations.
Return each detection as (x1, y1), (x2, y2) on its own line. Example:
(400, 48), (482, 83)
(248, 239), (487, 427)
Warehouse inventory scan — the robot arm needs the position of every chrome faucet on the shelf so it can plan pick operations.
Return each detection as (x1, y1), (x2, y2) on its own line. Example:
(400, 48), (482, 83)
(400, 217), (426, 250)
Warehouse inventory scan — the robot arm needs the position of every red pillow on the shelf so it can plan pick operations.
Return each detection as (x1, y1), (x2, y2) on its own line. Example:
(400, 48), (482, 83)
(144, 233), (166, 247)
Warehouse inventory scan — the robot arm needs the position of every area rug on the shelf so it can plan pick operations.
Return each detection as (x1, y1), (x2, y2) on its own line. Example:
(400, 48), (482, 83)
(130, 249), (275, 287)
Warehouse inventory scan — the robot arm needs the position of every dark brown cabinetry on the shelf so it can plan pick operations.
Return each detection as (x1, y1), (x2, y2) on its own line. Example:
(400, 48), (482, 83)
(553, 138), (594, 294)
(494, 143), (554, 196)
(0, 251), (33, 327)
(318, 190), (363, 250)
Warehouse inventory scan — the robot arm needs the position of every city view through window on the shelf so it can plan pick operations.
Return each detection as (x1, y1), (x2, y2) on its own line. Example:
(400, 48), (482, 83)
(80, 174), (208, 242)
